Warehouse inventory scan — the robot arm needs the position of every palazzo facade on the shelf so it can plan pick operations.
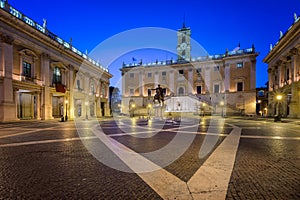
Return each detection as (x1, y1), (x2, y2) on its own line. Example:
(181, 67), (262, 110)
(264, 14), (300, 118)
(120, 25), (258, 116)
(0, 1), (112, 121)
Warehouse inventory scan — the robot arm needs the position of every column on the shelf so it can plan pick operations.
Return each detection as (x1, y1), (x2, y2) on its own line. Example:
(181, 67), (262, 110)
(40, 53), (52, 120)
(169, 70), (174, 94)
(291, 48), (298, 82)
(224, 63), (230, 92)
(204, 67), (211, 93)
(0, 34), (16, 121)
(36, 92), (41, 119)
(69, 65), (75, 119)
(289, 49), (299, 117)
(187, 68), (193, 94)
(277, 61), (282, 87)
(267, 68), (273, 92)
(154, 72), (159, 87)
(250, 60), (256, 90)
(139, 71), (144, 96)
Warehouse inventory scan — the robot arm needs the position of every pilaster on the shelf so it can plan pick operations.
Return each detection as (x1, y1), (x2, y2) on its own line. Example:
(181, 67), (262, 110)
(0, 33), (16, 121)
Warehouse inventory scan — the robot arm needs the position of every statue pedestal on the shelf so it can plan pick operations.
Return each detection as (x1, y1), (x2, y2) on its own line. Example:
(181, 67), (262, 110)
(153, 102), (164, 120)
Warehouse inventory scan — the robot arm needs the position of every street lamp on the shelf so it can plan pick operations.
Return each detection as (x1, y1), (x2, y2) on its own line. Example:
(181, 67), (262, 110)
(276, 94), (282, 115)
(131, 103), (136, 117)
(147, 103), (151, 119)
(65, 99), (68, 122)
(257, 100), (262, 116)
(85, 101), (89, 120)
(220, 101), (224, 117)
(275, 94), (282, 122)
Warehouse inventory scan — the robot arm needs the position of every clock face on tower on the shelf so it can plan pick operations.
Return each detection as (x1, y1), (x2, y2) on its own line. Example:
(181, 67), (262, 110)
(180, 42), (187, 50)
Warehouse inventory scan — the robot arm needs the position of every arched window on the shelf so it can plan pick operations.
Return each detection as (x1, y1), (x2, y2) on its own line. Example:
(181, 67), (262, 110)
(178, 87), (184, 95)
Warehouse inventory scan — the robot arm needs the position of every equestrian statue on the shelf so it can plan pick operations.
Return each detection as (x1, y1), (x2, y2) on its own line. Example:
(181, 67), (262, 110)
(152, 84), (164, 105)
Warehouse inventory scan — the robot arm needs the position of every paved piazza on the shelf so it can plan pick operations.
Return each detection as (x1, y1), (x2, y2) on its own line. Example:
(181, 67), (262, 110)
(0, 117), (299, 199)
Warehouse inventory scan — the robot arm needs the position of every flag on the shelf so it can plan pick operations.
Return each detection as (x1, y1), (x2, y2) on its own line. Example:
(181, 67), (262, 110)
(132, 57), (137, 62)
(55, 83), (66, 93)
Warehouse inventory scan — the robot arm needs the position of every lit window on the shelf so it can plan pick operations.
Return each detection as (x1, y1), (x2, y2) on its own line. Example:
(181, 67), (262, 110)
(90, 83), (95, 94)
(101, 85), (106, 97)
(23, 62), (31, 77)
(237, 62), (243, 68)
(237, 82), (243, 91)
(197, 86), (202, 94)
(53, 67), (61, 84)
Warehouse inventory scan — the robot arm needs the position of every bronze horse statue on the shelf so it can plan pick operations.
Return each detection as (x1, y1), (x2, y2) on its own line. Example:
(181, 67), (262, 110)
(153, 84), (164, 104)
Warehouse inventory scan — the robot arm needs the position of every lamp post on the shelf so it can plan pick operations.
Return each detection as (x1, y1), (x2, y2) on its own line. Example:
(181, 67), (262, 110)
(131, 103), (136, 117)
(276, 94), (282, 115)
(275, 94), (282, 122)
(220, 101), (224, 117)
(85, 101), (89, 120)
(257, 100), (262, 116)
(65, 99), (68, 122)
(147, 103), (151, 119)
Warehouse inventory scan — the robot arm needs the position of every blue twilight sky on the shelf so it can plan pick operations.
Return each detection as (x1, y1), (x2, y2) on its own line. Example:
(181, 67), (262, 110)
(8, 0), (300, 88)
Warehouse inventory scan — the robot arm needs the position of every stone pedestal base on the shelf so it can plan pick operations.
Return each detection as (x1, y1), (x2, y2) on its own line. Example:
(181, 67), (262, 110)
(153, 103), (164, 120)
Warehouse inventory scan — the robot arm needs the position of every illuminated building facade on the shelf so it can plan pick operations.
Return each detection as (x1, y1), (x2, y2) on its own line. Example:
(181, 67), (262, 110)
(0, 0), (112, 121)
(120, 25), (258, 116)
(264, 14), (300, 118)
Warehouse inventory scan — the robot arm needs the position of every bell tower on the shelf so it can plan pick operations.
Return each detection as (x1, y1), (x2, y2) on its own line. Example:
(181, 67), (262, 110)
(177, 21), (191, 61)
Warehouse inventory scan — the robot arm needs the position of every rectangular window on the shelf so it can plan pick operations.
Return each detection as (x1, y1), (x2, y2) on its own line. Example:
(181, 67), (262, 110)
(53, 67), (61, 84)
(147, 72), (152, 78)
(214, 84), (220, 93)
(237, 62), (243, 68)
(197, 86), (202, 94)
(77, 80), (81, 89)
(214, 66), (219, 71)
(162, 71), (166, 76)
(23, 61), (31, 77)
(90, 84), (95, 94)
(237, 82), (243, 91)
(129, 89), (134, 95)
(179, 69), (184, 75)
(129, 73), (134, 78)
(148, 89), (151, 96)
(162, 88), (167, 96)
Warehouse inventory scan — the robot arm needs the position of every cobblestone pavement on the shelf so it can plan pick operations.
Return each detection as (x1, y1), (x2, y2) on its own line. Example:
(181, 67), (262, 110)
(225, 118), (300, 200)
(0, 117), (299, 199)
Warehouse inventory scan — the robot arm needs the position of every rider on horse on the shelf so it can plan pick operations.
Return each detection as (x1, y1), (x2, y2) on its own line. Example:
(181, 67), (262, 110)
(153, 84), (164, 104)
